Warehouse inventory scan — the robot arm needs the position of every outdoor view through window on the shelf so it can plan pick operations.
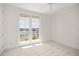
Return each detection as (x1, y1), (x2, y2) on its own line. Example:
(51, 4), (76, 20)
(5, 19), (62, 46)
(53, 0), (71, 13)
(20, 15), (40, 44)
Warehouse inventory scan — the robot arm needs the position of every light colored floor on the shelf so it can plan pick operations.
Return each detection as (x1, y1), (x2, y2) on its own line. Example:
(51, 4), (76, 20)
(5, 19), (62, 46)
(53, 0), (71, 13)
(2, 41), (79, 56)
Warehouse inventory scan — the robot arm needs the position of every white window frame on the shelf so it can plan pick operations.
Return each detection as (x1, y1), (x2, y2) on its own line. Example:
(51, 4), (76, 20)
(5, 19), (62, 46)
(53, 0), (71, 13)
(18, 14), (41, 46)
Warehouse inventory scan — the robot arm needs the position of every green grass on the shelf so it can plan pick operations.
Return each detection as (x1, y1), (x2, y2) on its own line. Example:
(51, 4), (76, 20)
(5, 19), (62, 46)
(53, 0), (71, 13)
(32, 35), (39, 40)
(20, 35), (39, 41)
(20, 36), (28, 41)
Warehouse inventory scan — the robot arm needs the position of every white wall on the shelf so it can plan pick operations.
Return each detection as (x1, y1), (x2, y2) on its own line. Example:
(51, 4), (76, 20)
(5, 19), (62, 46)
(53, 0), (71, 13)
(4, 4), (51, 50)
(52, 4), (79, 49)
(40, 15), (52, 42)
(4, 5), (19, 50)
(0, 4), (3, 55)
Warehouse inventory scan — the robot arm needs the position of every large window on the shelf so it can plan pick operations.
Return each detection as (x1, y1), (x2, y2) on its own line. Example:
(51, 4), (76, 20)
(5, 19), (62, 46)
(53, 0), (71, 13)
(32, 16), (39, 40)
(20, 15), (40, 44)
(20, 16), (29, 42)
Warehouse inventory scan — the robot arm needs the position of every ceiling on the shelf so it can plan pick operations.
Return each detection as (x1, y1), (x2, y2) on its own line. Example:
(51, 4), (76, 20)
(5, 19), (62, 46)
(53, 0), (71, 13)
(9, 3), (76, 14)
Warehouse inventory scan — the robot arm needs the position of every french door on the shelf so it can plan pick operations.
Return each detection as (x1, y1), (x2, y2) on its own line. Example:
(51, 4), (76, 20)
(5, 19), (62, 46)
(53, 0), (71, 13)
(20, 15), (40, 45)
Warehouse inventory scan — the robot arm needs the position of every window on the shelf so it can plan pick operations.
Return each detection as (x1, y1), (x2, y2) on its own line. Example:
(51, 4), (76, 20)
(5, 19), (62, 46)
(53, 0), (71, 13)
(32, 16), (40, 40)
(20, 16), (29, 42)
(20, 15), (40, 44)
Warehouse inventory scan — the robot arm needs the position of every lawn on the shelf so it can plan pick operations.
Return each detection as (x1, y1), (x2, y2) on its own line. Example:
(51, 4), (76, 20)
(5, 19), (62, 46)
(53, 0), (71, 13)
(20, 35), (39, 41)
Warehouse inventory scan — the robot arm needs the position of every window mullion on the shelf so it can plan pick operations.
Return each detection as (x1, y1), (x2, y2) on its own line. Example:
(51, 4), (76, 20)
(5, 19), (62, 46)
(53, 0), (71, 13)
(29, 16), (32, 43)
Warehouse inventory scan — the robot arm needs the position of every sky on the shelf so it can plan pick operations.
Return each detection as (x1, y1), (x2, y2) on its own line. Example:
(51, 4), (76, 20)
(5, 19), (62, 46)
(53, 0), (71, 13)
(20, 20), (39, 28)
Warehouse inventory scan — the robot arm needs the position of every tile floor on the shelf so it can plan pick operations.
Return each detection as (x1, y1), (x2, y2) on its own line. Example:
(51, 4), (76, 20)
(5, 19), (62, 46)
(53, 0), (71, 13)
(2, 41), (79, 56)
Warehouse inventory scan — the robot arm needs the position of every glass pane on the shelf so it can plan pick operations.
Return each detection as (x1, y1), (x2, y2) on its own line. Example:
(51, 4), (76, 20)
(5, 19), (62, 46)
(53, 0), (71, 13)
(20, 16), (29, 42)
(32, 17), (39, 40)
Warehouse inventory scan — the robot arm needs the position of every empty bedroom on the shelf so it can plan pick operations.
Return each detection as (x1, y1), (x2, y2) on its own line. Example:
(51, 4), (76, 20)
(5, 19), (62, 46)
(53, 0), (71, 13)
(0, 3), (79, 56)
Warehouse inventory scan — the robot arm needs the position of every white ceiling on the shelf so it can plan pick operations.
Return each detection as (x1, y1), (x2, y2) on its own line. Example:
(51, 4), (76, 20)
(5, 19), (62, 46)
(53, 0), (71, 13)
(9, 3), (76, 14)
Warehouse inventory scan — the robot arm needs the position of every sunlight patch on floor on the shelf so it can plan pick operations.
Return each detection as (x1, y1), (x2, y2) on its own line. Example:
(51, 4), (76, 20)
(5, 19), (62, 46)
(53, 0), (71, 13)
(21, 43), (43, 49)
(21, 45), (33, 48)
(34, 43), (43, 46)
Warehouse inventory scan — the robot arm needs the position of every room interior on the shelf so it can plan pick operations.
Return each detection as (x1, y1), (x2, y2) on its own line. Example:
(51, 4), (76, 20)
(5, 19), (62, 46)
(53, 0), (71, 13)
(0, 3), (79, 56)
